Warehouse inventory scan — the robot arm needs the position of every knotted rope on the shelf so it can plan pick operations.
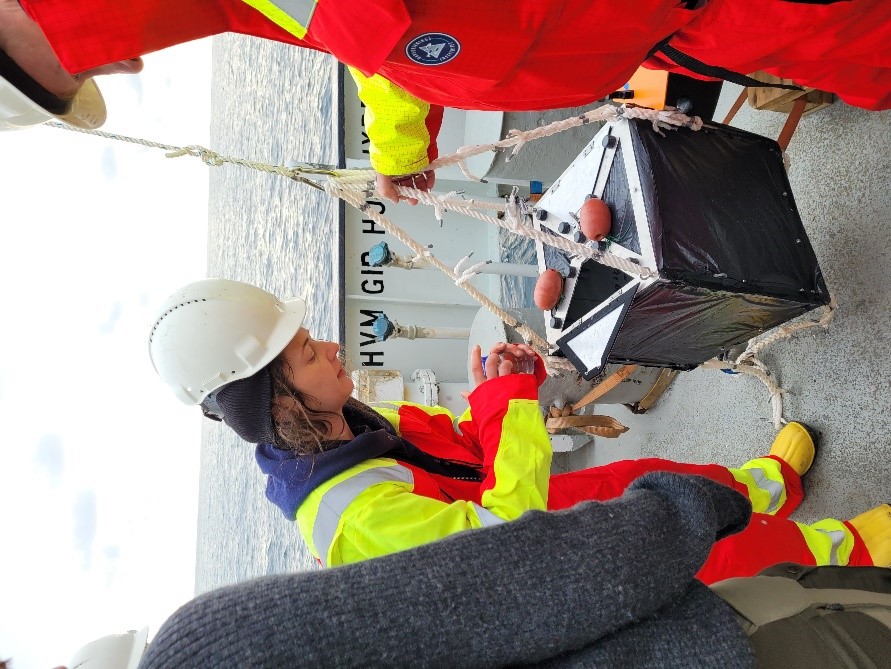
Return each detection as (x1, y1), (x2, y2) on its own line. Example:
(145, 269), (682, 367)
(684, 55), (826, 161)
(698, 296), (837, 429)
(424, 104), (703, 181)
(545, 364), (637, 437)
(46, 120), (337, 190)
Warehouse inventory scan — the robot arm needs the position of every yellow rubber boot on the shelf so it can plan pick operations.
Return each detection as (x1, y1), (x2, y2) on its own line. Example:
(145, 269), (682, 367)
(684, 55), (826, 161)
(769, 421), (817, 477)
(849, 504), (891, 567)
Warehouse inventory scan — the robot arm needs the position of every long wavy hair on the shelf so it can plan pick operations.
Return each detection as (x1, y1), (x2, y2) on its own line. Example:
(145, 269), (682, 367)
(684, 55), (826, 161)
(268, 353), (347, 457)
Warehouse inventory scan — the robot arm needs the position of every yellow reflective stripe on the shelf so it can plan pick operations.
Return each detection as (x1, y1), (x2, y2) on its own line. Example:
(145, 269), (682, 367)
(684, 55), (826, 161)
(729, 456), (787, 515)
(483, 398), (550, 519)
(240, 0), (317, 39)
(348, 67), (433, 175)
(797, 519), (855, 566)
(370, 404), (402, 433)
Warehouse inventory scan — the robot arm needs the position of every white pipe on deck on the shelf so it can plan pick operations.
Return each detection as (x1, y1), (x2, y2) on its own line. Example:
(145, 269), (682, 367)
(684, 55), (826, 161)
(388, 323), (471, 340)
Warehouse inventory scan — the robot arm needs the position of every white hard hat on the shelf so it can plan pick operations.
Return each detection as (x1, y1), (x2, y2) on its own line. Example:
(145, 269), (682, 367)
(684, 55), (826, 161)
(149, 278), (306, 405)
(67, 628), (149, 669)
(0, 48), (107, 131)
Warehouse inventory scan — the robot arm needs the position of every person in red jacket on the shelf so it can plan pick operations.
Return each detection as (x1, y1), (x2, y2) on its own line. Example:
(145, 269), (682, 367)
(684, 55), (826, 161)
(3, 0), (890, 199)
(149, 278), (891, 582)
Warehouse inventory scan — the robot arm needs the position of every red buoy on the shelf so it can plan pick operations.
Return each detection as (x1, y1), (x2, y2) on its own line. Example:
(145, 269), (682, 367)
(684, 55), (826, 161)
(578, 197), (612, 242)
(534, 268), (564, 311)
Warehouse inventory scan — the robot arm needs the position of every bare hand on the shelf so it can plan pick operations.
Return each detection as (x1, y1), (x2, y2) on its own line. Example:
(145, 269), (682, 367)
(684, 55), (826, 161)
(463, 342), (539, 398)
(376, 170), (436, 205)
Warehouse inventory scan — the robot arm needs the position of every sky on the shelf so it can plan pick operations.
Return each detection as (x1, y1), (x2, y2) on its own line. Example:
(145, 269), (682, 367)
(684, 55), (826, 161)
(0, 40), (213, 668)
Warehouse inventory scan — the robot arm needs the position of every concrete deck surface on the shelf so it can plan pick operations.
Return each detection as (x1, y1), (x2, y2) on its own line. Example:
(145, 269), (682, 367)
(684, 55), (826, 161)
(548, 86), (890, 524)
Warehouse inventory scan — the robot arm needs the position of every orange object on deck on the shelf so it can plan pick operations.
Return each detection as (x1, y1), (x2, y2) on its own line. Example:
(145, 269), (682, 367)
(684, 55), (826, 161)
(612, 68), (670, 110)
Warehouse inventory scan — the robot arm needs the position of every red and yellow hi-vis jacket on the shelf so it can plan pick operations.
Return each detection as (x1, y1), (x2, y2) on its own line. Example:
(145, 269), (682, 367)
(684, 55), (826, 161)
(256, 370), (550, 567)
(23, 0), (891, 177)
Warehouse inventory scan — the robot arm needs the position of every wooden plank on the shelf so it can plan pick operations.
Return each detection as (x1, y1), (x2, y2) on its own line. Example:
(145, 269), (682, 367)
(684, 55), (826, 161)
(746, 71), (835, 115)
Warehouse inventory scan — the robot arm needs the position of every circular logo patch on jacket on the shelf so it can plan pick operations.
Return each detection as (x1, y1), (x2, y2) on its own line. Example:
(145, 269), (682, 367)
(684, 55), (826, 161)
(405, 33), (461, 66)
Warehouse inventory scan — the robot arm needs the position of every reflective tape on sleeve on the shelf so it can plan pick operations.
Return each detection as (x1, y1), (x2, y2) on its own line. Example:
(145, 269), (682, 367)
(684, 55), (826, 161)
(313, 463), (413, 565)
(470, 503), (507, 528)
(240, 0), (317, 38)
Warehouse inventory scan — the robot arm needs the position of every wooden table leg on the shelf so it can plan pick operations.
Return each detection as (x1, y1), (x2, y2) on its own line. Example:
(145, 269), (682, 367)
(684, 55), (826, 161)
(776, 97), (808, 151)
(722, 88), (748, 125)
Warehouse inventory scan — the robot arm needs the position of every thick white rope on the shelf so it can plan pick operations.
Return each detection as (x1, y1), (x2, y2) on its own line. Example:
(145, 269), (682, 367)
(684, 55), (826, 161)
(326, 173), (659, 280)
(425, 104), (703, 178)
(46, 120), (340, 185)
(736, 294), (837, 364)
(453, 258), (491, 286)
(700, 357), (786, 429)
(698, 296), (837, 428)
(328, 182), (551, 351)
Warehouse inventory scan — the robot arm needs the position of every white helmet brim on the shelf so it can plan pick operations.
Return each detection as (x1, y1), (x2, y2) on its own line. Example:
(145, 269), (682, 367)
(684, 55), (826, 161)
(0, 61), (106, 131)
(67, 627), (149, 669)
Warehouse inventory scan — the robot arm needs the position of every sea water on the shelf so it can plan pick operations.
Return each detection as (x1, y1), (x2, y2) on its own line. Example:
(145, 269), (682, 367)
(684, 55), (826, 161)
(196, 33), (595, 593)
(197, 35), (339, 592)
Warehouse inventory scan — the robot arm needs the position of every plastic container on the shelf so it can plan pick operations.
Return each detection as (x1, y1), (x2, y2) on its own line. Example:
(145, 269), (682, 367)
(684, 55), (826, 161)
(480, 354), (535, 376)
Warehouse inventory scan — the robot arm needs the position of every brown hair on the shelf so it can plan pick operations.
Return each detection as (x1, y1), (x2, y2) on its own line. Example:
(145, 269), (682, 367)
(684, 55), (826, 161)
(268, 354), (345, 456)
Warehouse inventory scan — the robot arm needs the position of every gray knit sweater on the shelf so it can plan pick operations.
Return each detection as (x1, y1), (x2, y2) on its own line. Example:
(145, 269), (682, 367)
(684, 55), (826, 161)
(139, 472), (756, 668)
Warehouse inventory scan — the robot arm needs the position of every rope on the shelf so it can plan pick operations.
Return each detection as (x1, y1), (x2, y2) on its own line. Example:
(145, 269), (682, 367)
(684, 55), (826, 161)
(49, 105), (680, 279)
(698, 295), (837, 429)
(319, 102), (709, 280)
(437, 189), (656, 279)
(735, 294), (837, 363)
(45, 120), (351, 190)
(544, 355), (580, 375)
(424, 103), (703, 178)
(327, 174), (659, 280)
(49, 104), (828, 431)
(328, 181), (552, 352)
(700, 356), (786, 429)
(453, 258), (491, 286)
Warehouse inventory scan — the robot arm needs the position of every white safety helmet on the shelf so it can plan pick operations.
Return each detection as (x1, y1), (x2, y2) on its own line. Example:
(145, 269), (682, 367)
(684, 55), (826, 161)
(66, 628), (149, 669)
(0, 49), (107, 131)
(149, 278), (306, 405)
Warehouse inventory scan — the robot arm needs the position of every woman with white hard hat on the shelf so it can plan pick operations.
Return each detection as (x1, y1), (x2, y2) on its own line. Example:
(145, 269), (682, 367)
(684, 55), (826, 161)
(149, 278), (891, 580)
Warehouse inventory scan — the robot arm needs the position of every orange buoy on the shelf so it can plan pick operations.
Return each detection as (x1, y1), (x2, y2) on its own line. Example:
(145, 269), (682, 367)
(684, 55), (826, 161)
(534, 269), (564, 311)
(578, 197), (612, 242)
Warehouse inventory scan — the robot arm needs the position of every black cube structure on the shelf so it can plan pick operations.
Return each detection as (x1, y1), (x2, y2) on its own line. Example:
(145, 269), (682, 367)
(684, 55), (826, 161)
(534, 117), (830, 380)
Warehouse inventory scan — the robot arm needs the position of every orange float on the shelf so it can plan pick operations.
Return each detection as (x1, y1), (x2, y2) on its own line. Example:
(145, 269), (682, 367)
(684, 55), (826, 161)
(578, 197), (612, 242)
(534, 268), (564, 311)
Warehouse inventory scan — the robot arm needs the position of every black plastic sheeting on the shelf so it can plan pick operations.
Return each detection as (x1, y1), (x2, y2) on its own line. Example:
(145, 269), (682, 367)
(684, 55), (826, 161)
(601, 142), (642, 255)
(608, 283), (816, 369)
(551, 119), (831, 371)
(631, 119), (828, 303)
